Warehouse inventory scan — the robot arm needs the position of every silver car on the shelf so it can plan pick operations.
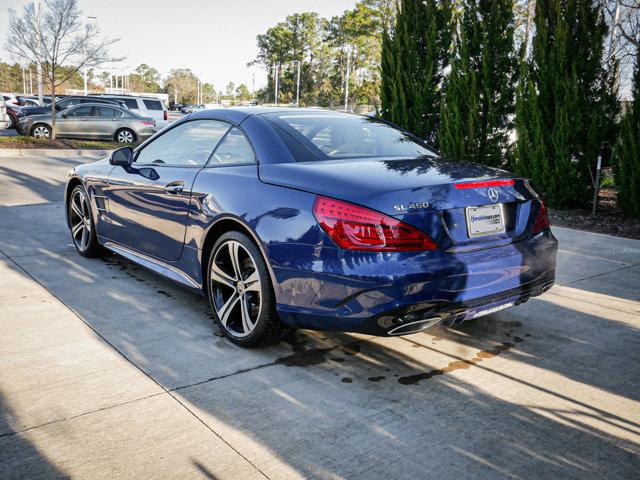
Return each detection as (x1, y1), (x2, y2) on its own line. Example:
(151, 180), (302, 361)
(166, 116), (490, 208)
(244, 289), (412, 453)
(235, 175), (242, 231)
(17, 103), (157, 143)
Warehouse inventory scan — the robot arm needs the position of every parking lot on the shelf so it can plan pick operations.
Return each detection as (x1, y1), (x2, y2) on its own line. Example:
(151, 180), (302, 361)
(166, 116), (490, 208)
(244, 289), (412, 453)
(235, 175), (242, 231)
(0, 153), (639, 479)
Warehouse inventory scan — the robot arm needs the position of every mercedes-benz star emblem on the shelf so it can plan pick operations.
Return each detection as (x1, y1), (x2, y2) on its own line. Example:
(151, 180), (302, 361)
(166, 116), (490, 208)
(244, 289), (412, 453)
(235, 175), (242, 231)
(487, 187), (500, 203)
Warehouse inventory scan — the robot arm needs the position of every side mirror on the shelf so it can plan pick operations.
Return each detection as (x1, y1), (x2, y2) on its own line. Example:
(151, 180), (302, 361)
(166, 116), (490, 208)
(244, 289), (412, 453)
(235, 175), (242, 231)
(61, 112), (67, 118)
(110, 146), (134, 166)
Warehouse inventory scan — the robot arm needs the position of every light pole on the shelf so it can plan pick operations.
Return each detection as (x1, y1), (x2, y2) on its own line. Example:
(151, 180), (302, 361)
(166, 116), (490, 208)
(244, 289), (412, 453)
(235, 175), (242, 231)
(295, 60), (301, 107)
(273, 63), (280, 106)
(344, 45), (352, 111)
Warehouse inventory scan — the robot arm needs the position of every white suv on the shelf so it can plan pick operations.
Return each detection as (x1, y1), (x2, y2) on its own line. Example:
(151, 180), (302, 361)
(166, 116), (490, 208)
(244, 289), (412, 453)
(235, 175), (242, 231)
(99, 95), (169, 129)
(0, 98), (10, 130)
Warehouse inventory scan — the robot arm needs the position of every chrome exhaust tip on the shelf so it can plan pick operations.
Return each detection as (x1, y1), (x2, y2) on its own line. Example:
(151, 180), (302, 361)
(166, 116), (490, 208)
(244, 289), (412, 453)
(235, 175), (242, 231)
(387, 317), (441, 336)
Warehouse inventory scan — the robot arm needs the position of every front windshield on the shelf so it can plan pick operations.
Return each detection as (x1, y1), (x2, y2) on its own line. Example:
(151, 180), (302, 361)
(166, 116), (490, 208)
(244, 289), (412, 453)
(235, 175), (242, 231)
(265, 112), (438, 161)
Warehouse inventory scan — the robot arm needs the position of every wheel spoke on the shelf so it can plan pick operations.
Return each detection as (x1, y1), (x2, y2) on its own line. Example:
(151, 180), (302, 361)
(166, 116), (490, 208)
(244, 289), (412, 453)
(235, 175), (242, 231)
(71, 199), (82, 218)
(240, 296), (254, 334)
(243, 270), (260, 292)
(211, 262), (236, 288)
(218, 292), (240, 327)
(228, 241), (243, 280)
(81, 225), (89, 249)
(71, 221), (83, 238)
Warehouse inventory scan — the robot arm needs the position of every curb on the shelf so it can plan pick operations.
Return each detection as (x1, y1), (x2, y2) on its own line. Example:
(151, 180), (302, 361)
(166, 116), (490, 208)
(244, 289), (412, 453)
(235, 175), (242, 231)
(0, 148), (111, 158)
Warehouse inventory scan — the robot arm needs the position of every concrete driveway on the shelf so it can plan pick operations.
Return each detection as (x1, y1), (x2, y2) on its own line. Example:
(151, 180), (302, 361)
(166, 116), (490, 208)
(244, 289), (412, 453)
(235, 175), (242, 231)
(1, 153), (639, 479)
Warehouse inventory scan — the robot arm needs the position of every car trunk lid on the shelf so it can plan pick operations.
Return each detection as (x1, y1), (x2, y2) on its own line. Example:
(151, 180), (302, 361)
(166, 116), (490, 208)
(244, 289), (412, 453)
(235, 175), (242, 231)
(259, 157), (536, 251)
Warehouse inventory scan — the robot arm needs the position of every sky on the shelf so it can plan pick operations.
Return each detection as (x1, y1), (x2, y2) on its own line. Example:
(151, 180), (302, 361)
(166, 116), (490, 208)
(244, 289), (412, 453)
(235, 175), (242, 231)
(0, 0), (358, 91)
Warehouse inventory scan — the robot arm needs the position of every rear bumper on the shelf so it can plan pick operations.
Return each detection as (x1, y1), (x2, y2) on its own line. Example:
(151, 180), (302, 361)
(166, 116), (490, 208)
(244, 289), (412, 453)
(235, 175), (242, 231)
(272, 229), (558, 335)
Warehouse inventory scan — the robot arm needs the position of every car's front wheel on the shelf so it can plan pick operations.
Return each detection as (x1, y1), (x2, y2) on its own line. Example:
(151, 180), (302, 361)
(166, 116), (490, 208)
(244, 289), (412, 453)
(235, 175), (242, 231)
(68, 185), (102, 258)
(31, 124), (51, 138)
(207, 231), (287, 347)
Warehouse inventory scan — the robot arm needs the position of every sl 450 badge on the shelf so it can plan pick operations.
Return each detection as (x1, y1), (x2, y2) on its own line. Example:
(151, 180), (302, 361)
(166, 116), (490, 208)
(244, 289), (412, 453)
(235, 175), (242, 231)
(393, 201), (430, 212)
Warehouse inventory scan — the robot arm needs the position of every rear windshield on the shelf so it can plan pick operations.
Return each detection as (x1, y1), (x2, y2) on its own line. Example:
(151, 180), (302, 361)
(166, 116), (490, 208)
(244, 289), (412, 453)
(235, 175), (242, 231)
(265, 112), (437, 161)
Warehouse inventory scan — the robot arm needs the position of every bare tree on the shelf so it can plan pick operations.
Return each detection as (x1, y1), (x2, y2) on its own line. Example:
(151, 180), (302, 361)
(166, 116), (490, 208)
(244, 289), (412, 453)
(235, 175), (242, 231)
(4, 0), (119, 138)
(601, 0), (639, 98)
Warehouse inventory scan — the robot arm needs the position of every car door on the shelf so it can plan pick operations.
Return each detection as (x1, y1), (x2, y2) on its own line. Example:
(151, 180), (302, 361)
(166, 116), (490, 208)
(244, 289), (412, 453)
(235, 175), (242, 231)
(92, 106), (123, 139)
(104, 119), (231, 261)
(56, 105), (94, 137)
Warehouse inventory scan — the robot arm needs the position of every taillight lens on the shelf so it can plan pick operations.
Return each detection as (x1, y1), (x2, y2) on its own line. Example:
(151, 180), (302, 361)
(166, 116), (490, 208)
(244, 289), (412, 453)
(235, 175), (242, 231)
(313, 196), (437, 252)
(142, 120), (154, 126)
(163, 110), (168, 121)
(532, 201), (550, 233)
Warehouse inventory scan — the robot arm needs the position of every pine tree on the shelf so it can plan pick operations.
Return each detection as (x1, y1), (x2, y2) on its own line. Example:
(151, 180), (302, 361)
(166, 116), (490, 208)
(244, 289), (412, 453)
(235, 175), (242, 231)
(614, 56), (640, 218)
(380, 0), (452, 142)
(514, 0), (618, 208)
(439, 0), (517, 167)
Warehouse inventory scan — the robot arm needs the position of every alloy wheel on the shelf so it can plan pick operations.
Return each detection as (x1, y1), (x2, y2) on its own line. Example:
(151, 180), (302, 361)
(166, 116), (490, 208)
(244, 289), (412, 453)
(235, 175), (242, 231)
(70, 190), (92, 252)
(210, 240), (262, 338)
(32, 125), (50, 138)
(117, 130), (134, 143)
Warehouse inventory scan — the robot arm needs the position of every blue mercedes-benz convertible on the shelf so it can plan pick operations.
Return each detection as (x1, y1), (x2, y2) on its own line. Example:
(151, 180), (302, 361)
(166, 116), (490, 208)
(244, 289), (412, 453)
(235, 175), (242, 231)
(65, 108), (557, 346)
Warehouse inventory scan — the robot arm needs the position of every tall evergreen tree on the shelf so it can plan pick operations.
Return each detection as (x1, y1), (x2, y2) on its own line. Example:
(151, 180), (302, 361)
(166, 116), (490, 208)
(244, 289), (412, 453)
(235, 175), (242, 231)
(439, 0), (517, 167)
(614, 56), (640, 218)
(514, 0), (618, 208)
(380, 0), (452, 142)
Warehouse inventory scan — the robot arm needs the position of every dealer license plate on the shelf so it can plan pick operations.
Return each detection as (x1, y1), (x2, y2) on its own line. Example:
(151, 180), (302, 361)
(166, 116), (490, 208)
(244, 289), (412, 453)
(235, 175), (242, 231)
(465, 204), (505, 238)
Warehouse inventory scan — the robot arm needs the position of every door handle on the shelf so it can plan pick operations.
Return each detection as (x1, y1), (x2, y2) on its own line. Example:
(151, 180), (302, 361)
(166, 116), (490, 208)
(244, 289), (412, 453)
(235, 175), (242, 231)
(164, 181), (184, 194)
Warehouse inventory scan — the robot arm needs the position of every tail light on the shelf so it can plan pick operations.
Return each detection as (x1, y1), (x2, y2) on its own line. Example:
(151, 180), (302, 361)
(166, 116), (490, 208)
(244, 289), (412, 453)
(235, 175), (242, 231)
(532, 201), (550, 233)
(163, 110), (168, 121)
(141, 120), (154, 126)
(313, 196), (437, 252)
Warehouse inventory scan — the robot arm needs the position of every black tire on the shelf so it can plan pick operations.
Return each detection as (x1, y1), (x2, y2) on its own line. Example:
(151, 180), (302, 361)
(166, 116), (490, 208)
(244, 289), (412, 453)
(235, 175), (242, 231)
(8, 113), (17, 130)
(31, 123), (51, 139)
(115, 128), (136, 143)
(68, 184), (103, 258)
(207, 231), (288, 347)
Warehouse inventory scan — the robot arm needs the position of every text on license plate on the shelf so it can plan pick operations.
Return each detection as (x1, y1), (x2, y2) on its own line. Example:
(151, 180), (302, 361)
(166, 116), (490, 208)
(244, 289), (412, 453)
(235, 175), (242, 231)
(465, 204), (505, 238)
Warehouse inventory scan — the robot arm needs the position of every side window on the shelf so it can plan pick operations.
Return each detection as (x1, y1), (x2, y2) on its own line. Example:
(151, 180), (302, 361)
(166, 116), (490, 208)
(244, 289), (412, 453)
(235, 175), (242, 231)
(123, 98), (139, 109)
(135, 120), (230, 167)
(209, 127), (255, 166)
(143, 99), (163, 111)
(66, 106), (93, 117)
(96, 107), (120, 117)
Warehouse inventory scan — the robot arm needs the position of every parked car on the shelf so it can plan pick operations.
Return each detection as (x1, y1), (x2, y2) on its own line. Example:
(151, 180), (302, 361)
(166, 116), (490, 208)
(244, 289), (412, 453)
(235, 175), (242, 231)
(16, 96), (39, 106)
(181, 104), (205, 114)
(0, 98), (9, 130)
(5, 104), (20, 129)
(1, 93), (19, 106)
(17, 96), (126, 118)
(64, 108), (557, 347)
(95, 95), (169, 128)
(17, 103), (156, 142)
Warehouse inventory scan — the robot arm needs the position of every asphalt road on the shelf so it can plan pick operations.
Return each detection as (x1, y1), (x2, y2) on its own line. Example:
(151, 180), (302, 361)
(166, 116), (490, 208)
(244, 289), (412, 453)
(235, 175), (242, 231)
(1, 154), (639, 479)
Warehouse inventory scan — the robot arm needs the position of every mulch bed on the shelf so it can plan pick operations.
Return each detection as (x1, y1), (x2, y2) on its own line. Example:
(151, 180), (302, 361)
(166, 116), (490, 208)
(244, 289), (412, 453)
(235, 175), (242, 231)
(549, 188), (640, 240)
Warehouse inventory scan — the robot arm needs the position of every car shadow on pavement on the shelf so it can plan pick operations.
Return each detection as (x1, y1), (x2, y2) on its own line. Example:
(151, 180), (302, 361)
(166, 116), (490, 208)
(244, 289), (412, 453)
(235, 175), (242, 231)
(4, 246), (640, 478)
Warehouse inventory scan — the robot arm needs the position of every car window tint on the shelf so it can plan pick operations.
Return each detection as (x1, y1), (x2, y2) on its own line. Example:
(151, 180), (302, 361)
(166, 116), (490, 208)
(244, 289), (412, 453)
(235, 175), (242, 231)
(210, 128), (255, 166)
(135, 120), (230, 167)
(143, 99), (163, 111)
(96, 107), (120, 117)
(66, 106), (93, 117)
(118, 98), (138, 109)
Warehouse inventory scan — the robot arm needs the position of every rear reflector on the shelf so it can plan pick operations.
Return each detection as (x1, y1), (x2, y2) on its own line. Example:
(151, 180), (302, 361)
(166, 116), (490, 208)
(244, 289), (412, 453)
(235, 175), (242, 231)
(532, 201), (550, 233)
(313, 196), (437, 252)
(454, 179), (515, 189)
